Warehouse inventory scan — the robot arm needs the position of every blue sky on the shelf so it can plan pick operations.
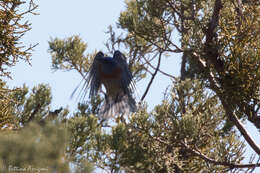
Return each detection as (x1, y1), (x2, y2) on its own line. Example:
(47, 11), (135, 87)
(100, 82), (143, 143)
(6, 0), (260, 172)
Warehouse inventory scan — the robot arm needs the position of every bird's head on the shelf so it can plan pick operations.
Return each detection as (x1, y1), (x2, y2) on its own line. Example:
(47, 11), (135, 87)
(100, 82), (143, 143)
(113, 50), (121, 58)
(113, 50), (127, 61)
(95, 51), (104, 60)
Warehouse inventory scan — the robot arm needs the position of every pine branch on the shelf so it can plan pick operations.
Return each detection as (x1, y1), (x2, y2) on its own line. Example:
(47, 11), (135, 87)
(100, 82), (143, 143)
(191, 50), (260, 155)
(180, 141), (260, 169)
(202, 0), (260, 155)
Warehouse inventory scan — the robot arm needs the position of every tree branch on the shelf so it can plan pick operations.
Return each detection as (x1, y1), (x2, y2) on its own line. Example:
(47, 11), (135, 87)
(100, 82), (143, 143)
(201, 0), (260, 155)
(220, 98), (260, 155)
(205, 0), (224, 74)
(142, 55), (177, 79)
(206, 0), (222, 42)
(180, 52), (187, 80)
(133, 122), (260, 169)
(141, 52), (162, 102)
(190, 50), (260, 155)
(180, 141), (260, 169)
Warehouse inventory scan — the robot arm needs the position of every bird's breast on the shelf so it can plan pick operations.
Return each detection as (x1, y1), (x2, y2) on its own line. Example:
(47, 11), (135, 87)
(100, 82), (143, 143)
(98, 63), (122, 80)
(98, 63), (123, 97)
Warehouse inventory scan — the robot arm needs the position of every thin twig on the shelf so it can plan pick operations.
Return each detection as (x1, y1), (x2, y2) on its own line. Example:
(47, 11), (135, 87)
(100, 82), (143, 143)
(141, 52), (162, 102)
(249, 156), (260, 173)
(142, 56), (177, 79)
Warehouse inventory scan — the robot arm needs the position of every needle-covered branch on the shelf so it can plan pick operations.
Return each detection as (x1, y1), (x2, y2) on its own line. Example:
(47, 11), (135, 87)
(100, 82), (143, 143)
(180, 141), (260, 169)
(0, 0), (38, 78)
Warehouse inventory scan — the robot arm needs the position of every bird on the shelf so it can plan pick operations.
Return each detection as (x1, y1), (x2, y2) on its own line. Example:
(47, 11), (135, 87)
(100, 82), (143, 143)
(78, 50), (137, 119)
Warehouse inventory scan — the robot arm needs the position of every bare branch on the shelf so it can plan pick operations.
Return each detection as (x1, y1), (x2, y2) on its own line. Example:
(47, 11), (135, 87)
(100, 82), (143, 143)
(180, 141), (260, 169)
(141, 52), (162, 102)
(180, 53), (187, 80)
(206, 0), (223, 43)
(220, 99), (260, 155)
(142, 55), (177, 79)
(204, 0), (224, 74)
(249, 156), (260, 173)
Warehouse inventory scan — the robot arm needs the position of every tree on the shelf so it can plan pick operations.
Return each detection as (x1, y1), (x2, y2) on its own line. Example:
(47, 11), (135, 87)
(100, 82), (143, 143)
(118, 0), (260, 166)
(0, 0), (38, 128)
(0, 1), (93, 172)
(0, 82), (93, 172)
(0, 0), (38, 76)
(64, 79), (250, 173)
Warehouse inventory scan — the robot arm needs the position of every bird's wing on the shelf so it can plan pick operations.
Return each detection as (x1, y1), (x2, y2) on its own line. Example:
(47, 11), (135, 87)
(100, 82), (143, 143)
(113, 50), (135, 94)
(72, 52), (102, 101)
(84, 52), (103, 98)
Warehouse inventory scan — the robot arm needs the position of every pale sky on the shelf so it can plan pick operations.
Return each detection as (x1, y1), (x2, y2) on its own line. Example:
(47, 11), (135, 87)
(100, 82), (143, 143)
(6, 0), (260, 172)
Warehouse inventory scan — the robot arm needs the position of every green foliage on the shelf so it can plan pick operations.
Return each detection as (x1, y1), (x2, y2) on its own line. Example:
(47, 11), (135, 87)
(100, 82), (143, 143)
(49, 35), (91, 73)
(0, 122), (70, 173)
(0, 0), (38, 128)
(0, 0), (38, 77)
(218, 1), (260, 113)
(45, 0), (260, 172)
(11, 84), (52, 125)
(46, 1), (260, 171)
(66, 80), (245, 172)
(0, 1), (94, 172)
(0, 80), (15, 128)
(0, 83), (93, 172)
(0, 84), (93, 172)
(119, 0), (260, 128)
(1, 0), (258, 172)
(119, 0), (172, 48)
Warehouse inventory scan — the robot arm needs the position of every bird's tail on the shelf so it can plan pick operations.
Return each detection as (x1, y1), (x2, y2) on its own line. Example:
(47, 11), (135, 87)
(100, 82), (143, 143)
(99, 93), (137, 120)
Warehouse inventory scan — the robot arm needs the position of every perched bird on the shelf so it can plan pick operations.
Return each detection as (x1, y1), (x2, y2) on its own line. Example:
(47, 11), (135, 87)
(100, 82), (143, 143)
(79, 50), (137, 119)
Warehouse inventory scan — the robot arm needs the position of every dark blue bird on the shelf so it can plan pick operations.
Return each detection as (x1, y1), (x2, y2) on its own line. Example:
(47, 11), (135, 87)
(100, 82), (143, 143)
(82, 50), (137, 119)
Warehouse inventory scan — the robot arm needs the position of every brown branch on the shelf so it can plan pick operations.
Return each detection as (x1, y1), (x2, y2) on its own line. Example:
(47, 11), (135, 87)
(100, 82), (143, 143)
(249, 156), (260, 173)
(189, 50), (260, 155)
(142, 56), (177, 79)
(180, 141), (260, 169)
(180, 52), (187, 80)
(206, 0), (223, 43)
(205, 0), (224, 74)
(220, 98), (260, 155)
(203, 1), (260, 156)
(209, 74), (260, 155)
(141, 52), (162, 102)
(132, 122), (260, 169)
(27, 104), (41, 123)
(166, 0), (260, 166)
(159, 17), (183, 53)
(236, 0), (244, 19)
